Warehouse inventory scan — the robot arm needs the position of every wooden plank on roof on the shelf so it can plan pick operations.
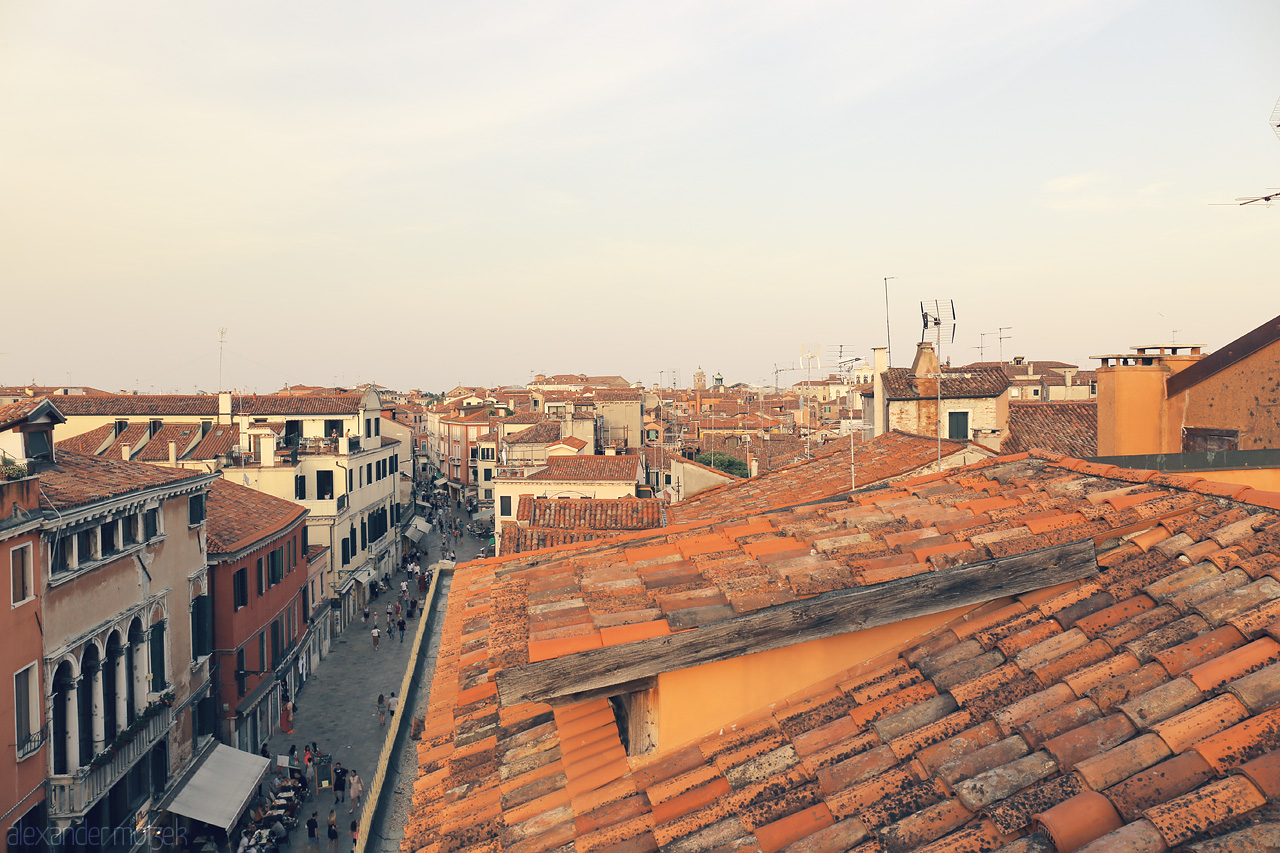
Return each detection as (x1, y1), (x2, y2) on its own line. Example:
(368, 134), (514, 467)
(495, 539), (1099, 706)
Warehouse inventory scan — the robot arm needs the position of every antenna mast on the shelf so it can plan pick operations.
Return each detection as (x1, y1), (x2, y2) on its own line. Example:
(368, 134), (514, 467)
(921, 299), (958, 469)
(883, 277), (897, 367)
(218, 327), (228, 392)
(997, 327), (1013, 364)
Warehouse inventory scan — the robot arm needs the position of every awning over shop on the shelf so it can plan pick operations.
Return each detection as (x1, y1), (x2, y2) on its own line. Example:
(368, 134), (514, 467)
(162, 744), (270, 831)
(353, 564), (376, 586)
(473, 508), (495, 521)
(405, 526), (424, 545)
(432, 476), (446, 486)
(412, 518), (432, 536)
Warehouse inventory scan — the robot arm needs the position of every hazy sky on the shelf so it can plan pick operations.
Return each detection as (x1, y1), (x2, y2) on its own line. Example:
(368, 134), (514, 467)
(2, 1), (1277, 393)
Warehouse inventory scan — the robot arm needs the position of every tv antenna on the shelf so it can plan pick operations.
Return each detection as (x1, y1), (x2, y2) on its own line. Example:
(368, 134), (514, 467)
(998, 327), (1013, 364)
(1216, 97), (1280, 205)
(920, 301), (956, 350)
(921, 300), (958, 467)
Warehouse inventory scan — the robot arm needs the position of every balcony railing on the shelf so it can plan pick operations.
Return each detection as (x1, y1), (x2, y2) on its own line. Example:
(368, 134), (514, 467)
(48, 702), (173, 819)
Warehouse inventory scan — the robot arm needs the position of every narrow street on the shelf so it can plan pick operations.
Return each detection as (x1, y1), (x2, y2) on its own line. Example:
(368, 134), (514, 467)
(262, 502), (488, 852)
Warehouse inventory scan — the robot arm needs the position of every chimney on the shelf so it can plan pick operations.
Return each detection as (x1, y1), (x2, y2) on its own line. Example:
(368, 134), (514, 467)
(911, 341), (941, 403)
(871, 347), (888, 436)
(168, 441), (177, 465)
(262, 434), (277, 467)
(218, 391), (232, 424)
(748, 453), (758, 477)
(122, 444), (131, 460)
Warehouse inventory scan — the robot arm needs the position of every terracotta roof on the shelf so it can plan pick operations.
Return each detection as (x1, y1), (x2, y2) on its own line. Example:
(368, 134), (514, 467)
(504, 497), (666, 554)
(524, 455), (644, 482)
(404, 451), (1280, 853)
(55, 423), (115, 455)
(551, 436), (588, 451)
(381, 435), (401, 447)
(505, 422), (564, 445)
(1003, 401), (1099, 458)
(102, 423), (149, 459)
(48, 393), (364, 417)
(188, 424), (240, 459)
(881, 367), (1010, 400)
(205, 478), (308, 555)
(37, 450), (207, 510)
(134, 423), (203, 462)
(0, 396), (57, 431)
(671, 431), (966, 524)
(500, 413), (547, 425)
(592, 390), (643, 402)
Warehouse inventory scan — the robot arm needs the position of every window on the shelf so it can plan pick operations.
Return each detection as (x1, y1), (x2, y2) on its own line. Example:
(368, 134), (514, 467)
(188, 493), (206, 525)
(483, 468), (492, 481)
(11, 544), (33, 605)
(288, 539), (295, 572)
(500, 496), (512, 517)
(235, 649), (246, 696)
(365, 418), (372, 438)
(149, 621), (167, 691)
(123, 513), (139, 547)
(360, 519), (367, 551)
(1183, 427), (1239, 453)
(375, 418), (380, 436)
(347, 469), (354, 492)
(295, 474), (307, 500)
(270, 620), (281, 668)
(484, 489), (493, 500)
(341, 538), (351, 566)
(77, 529), (95, 563)
(301, 526), (309, 551)
(233, 568), (248, 610)
(144, 507), (160, 540)
(316, 470), (333, 500)
(947, 411), (970, 441)
(480, 447), (494, 461)
(366, 463), (373, 485)
(268, 548), (283, 586)
(190, 595), (212, 660)
(24, 429), (52, 462)
(100, 520), (117, 556)
(14, 664), (40, 758)
(258, 632), (266, 671)
(256, 558), (265, 596)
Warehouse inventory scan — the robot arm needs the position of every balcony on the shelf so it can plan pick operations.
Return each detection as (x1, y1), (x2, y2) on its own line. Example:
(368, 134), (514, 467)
(48, 701), (173, 820)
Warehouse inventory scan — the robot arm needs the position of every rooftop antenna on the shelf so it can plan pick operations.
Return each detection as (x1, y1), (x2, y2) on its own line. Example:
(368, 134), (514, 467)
(921, 299), (959, 469)
(801, 344), (822, 457)
(218, 327), (228, 392)
(976, 332), (993, 362)
(997, 327), (1013, 364)
(883, 277), (897, 367)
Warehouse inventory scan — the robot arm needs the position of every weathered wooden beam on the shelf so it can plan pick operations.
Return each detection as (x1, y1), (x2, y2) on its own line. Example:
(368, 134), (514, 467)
(496, 539), (1098, 706)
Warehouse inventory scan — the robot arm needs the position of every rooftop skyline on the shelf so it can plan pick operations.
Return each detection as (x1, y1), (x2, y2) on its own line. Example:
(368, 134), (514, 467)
(3, 1), (1277, 393)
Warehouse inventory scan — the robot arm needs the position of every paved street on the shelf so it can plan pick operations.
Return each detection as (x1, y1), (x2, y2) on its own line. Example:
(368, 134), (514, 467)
(263, 503), (487, 852)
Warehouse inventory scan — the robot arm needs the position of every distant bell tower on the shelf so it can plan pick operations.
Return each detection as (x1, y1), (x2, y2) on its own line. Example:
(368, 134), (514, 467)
(693, 368), (707, 391)
(712, 372), (724, 389)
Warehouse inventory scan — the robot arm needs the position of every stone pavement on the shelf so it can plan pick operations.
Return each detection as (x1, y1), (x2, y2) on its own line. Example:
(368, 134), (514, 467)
(263, 506), (486, 852)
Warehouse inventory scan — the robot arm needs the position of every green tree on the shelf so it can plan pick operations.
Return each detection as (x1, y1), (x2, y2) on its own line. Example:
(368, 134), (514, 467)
(694, 451), (750, 478)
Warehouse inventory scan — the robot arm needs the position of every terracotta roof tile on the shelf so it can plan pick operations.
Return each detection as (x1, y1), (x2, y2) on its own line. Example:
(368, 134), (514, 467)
(402, 450), (1280, 853)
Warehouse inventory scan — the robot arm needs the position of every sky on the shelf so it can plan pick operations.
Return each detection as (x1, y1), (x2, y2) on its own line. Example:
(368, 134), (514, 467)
(2, 1), (1277, 394)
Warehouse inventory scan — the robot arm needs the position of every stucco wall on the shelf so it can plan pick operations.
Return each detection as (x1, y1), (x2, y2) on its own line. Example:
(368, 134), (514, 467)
(1176, 338), (1280, 450)
(654, 604), (973, 750)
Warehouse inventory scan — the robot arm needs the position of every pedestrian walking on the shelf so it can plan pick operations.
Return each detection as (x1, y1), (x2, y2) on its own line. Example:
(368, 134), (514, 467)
(394, 600), (402, 621)
(349, 820), (358, 847)
(386, 602), (393, 622)
(371, 626), (380, 651)
(333, 762), (347, 803)
(306, 812), (319, 850)
(397, 617), (406, 642)
(348, 771), (363, 813)
(376, 693), (387, 726)
(326, 810), (338, 853)
(388, 692), (399, 720)
(362, 606), (369, 626)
